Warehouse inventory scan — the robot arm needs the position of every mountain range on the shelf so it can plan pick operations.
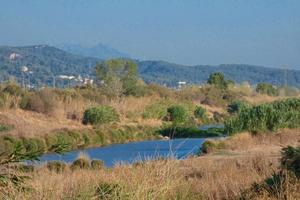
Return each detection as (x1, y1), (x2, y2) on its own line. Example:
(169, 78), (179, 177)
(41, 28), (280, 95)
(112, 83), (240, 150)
(56, 43), (130, 60)
(0, 44), (300, 88)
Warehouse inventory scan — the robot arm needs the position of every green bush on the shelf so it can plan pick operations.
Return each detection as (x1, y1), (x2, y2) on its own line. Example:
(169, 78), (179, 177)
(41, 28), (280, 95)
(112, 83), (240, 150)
(194, 106), (207, 119)
(207, 72), (233, 90)
(227, 100), (249, 114)
(91, 160), (104, 170)
(82, 106), (119, 125)
(166, 105), (188, 125)
(46, 161), (67, 173)
(225, 98), (300, 135)
(256, 83), (278, 96)
(70, 158), (90, 170)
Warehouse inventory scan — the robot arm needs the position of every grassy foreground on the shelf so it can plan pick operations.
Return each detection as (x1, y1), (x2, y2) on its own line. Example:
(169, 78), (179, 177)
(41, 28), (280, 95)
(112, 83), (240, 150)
(1, 129), (299, 199)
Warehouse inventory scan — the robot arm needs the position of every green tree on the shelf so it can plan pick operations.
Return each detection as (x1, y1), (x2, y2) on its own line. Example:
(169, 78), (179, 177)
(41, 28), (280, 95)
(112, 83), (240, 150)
(256, 83), (278, 96)
(95, 59), (142, 98)
(166, 105), (188, 125)
(207, 72), (232, 89)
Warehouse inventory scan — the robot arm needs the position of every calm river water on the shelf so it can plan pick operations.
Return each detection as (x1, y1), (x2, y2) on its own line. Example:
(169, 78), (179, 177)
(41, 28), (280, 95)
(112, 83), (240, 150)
(38, 138), (206, 167)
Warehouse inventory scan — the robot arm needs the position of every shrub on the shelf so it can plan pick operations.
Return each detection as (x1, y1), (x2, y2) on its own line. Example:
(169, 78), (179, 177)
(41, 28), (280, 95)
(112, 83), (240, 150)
(20, 89), (59, 115)
(82, 106), (119, 125)
(199, 86), (238, 107)
(194, 106), (207, 119)
(201, 140), (216, 154)
(22, 138), (46, 153)
(201, 140), (226, 154)
(142, 100), (170, 119)
(207, 72), (233, 90)
(225, 98), (300, 135)
(147, 83), (174, 98)
(46, 161), (67, 173)
(91, 160), (104, 170)
(70, 155), (90, 170)
(256, 83), (278, 96)
(2, 83), (23, 96)
(227, 100), (249, 114)
(281, 146), (300, 177)
(166, 105), (188, 125)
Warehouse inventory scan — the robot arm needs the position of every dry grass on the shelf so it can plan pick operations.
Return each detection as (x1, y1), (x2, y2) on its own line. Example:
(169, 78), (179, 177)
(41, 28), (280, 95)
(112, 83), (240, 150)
(181, 154), (278, 200)
(10, 159), (194, 200)
(4, 129), (299, 200)
(214, 129), (300, 154)
(0, 109), (86, 137)
(0, 95), (161, 138)
(243, 94), (288, 105)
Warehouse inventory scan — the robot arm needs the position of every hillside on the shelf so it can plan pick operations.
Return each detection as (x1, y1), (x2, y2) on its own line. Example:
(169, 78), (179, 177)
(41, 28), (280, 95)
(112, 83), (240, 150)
(0, 45), (100, 86)
(1, 45), (300, 88)
(138, 61), (300, 87)
(56, 43), (130, 59)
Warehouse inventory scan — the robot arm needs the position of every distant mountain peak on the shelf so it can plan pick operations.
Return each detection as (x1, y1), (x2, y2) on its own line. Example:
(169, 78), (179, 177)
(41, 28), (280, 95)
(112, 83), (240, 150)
(56, 43), (130, 60)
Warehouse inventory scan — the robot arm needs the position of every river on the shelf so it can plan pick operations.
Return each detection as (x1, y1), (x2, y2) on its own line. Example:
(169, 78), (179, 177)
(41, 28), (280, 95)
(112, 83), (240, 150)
(38, 138), (207, 167)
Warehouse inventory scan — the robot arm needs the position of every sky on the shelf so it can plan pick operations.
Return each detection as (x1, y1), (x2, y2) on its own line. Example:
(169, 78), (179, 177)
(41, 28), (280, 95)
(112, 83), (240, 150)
(0, 0), (299, 69)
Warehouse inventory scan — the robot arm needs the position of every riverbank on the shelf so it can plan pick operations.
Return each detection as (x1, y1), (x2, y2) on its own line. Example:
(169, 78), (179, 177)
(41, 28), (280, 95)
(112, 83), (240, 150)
(0, 124), (162, 155)
(4, 128), (299, 199)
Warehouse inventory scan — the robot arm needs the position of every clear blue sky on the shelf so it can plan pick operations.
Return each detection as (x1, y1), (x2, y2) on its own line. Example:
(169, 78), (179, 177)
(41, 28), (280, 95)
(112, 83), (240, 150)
(0, 0), (299, 68)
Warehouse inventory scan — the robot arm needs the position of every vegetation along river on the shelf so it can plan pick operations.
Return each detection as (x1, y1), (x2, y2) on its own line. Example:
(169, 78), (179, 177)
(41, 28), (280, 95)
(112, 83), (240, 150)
(37, 124), (225, 167)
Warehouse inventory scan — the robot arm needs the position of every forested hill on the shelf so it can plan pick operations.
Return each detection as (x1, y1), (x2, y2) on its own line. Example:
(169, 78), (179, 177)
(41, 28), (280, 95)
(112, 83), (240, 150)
(138, 61), (300, 87)
(0, 45), (100, 85)
(0, 45), (300, 87)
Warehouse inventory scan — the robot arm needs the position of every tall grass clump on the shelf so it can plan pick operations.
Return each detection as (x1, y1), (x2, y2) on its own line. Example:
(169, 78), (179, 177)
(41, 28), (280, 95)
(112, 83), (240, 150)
(46, 161), (67, 173)
(82, 105), (119, 125)
(225, 98), (300, 135)
(70, 152), (91, 170)
(142, 100), (171, 119)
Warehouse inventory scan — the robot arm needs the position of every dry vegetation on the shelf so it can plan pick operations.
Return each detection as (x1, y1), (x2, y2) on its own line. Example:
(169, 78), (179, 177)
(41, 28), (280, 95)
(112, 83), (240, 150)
(1, 80), (300, 199)
(2, 129), (299, 200)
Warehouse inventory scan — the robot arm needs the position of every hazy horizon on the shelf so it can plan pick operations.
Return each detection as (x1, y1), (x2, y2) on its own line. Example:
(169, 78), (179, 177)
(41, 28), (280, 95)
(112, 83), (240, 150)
(0, 0), (299, 69)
